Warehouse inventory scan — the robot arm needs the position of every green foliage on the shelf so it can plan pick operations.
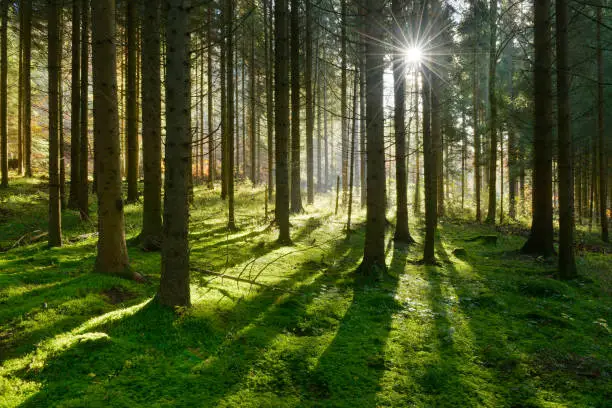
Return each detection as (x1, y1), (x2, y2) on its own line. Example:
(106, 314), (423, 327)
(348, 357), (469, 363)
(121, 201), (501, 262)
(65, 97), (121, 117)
(1, 180), (610, 407)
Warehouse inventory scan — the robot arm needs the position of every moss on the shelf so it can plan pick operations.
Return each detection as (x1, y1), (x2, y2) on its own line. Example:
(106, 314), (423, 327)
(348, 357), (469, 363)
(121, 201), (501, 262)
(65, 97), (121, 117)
(0, 179), (610, 407)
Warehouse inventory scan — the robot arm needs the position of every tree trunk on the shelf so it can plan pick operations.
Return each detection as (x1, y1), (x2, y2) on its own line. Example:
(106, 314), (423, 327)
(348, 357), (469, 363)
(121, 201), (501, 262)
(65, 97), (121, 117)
(140, 0), (162, 250)
(359, 0), (386, 274)
(305, 0), (314, 204)
(68, 0), (80, 207)
(250, 4), (257, 185)
(485, 0), (498, 224)
(126, 0), (138, 203)
(226, 0), (236, 229)
(360, 42), (366, 208)
(158, 0), (192, 307)
(340, 0), (348, 206)
(472, 7), (481, 222)
(392, 0), (414, 244)
(48, 0), (62, 247)
(17, 4), (22, 175)
(522, 0), (554, 256)
(59, 11), (66, 210)
(0, 0), (7, 188)
(207, 5), (215, 188)
(346, 69), (358, 233)
(79, 0), (89, 218)
(220, 3), (227, 200)
(414, 70), (420, 215)
(264, 0), (274, 198)
(290, 0), (302, 213)
(23, 0), (31, 177)
(597, 6), (608, 242)
(556, 0), (576, 278)
(92, 0), (130, 276)
(275, 0), (291, 244)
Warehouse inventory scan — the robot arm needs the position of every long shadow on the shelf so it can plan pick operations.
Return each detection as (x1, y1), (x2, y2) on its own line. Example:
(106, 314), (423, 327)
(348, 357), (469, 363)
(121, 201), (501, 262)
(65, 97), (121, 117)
(16, 233), (360, 407)
(300, 241), (405, 406)
(427, 236), (540, 407)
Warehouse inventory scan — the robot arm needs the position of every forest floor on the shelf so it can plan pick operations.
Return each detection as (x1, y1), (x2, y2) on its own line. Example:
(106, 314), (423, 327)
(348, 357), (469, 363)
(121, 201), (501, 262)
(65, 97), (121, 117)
(1, 178), (611, 407)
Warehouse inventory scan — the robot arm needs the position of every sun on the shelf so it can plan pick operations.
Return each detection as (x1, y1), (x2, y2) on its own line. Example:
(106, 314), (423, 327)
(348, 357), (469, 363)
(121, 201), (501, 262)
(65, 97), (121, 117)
(404, 47), (423, 64)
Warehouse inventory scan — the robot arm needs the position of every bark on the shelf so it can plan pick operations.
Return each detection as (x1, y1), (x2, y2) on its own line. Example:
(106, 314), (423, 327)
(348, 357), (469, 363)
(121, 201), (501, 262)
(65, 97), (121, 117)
(305, 0), (314, 204)
(290, 0), (302, 213)
(360, 42), (366, 208)
(79, 0), (89, 218)
(597, 6), (608, 242)
(207, 5), (215, 188)
(556, 0), (576, 278)
(275, 0), (291, 244)
(140, 0), (162, 250)
(158, 0), (192, 307)
(48, 0), (62, 247)
(226, 0), (236, 230)
(126, 0), (138, 202)
(264, 0), (273, 198)
(359, 0), (386, 274)
(392, 0), (414, 244)
(17, 5), (22, 175)
(23, 0), (31, 177)
(346, 70), (358, 232)
(250, 3), (257, 184)
(340, 0), (348, 205)
(0, 0), (7, 188)
(522, 0), (554, 256)
(220, 4), (227, 200)
(472, 3), (481, 222)
(414, 70), (420, 215)
(92, 0), (130, 276)
(68, 0), (81, 207)
(485, 0), (498, 224)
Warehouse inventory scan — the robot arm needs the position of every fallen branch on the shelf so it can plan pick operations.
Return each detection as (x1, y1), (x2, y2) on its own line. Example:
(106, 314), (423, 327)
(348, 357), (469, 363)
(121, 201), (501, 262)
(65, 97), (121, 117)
(190, 266), (296, 293)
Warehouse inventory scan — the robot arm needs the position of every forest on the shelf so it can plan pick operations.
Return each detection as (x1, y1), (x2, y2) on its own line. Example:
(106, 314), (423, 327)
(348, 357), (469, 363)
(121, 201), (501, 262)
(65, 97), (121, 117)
(0, 0), (611, 406)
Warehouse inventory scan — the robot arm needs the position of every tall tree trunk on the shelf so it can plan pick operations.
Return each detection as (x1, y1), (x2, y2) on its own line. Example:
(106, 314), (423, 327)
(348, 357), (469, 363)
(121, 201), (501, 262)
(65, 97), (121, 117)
(17, 4), (22, 175)
(226, 0), (236, 229)
(597, 6), (608, 242)
(472, 7), (481, 222)
(346, 69), (358, 232)
(359, 0), (386, 274)
(264, 0), (273, 198)
(48, 0), (62, 247)
(140, 0), (162, 250)
(250, 4), (257, 184)
(92, 0), (130, 276)
(360, 42), (366, 208)
(126, 0), (138, 202)
(522, 0), (554, 256)
(159, 0), (191, 307)
(59, 10), (66, 210)
(305, 0), (314, 204)
(23, 0), (31, 177)
(485, 0), (498, 224)
(414, 70), (420, 215)
(0, 0), (7, 188)
(68, 0), (81, 207)
(290, 0), (302, 213)
(79, 0), (89, 218)
(340, 0), (348, 205)
(275, 0), (291, 244)
(556, 0), (576, 278)
(207, 5), (215, 188)
(392, 0), (414, 244)
(323, 55), (329, 190)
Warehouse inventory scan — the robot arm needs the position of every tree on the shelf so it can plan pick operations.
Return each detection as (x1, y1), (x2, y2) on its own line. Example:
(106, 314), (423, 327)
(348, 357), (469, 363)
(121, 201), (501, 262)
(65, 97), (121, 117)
(126, 0), (138, 203)
(226, 0), (236, 230)
(275, 0), (291, 244)
(92, 0), (130, 276)
(23, 0), (31, 177)
(48, 0), (62, 248)
(522, 0), (554, 256)
(596, 6), (608, 243)
(485, 0), (498, 224)
(556, 0), (576, 279)
(305, 0), (314, 204)
(158, 0), (192, 307)
(140, 0), (162, 250)
(358, 0), (386, 275)
(340, 0), (348, 205)
(79, 0), (89, 219)
(392, 0), (415, 244)
(68, 0), (81, 208)
(0, 0), (7, 188)
(290, 0), (302, 213)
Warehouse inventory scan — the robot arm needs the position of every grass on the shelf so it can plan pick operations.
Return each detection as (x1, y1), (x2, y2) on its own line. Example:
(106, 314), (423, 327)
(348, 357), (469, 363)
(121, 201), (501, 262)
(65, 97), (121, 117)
(1, 177), (611, 407)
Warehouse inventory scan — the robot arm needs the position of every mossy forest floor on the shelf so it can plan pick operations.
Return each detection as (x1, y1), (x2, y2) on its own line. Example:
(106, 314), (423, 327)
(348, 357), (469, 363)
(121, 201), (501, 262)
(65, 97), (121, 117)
(1, 178), (611, 407)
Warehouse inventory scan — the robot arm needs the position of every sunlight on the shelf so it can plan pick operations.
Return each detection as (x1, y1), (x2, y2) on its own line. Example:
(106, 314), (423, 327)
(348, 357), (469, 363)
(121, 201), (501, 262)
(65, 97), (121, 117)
(404, 47), (423, 64)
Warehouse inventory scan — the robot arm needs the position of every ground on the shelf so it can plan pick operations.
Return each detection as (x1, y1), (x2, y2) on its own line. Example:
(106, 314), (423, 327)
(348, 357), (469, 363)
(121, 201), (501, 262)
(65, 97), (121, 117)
(0, 178), (610, 407)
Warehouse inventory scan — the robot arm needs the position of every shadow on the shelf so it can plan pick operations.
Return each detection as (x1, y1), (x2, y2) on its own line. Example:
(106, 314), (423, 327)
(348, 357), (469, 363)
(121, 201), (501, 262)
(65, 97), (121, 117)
(300, 242), (404, 406)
